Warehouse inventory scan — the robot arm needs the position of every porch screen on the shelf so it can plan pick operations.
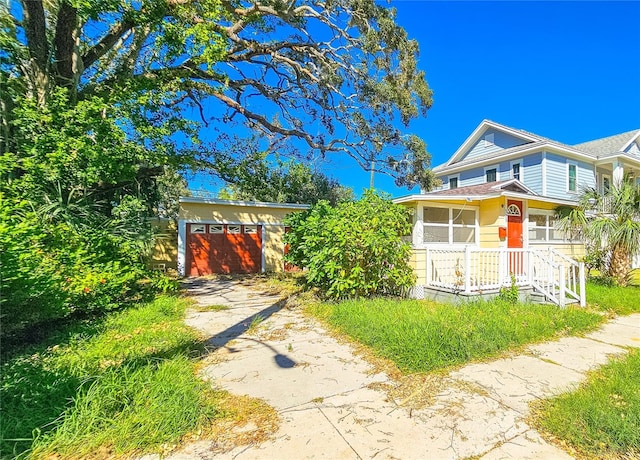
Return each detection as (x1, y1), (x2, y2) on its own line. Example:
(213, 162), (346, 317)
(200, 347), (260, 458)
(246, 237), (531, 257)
(423, 207), (477, 244)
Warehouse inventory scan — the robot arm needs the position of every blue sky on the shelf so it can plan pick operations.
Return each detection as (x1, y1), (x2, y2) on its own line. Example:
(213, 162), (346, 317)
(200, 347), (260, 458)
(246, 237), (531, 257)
(190, 1), (640, 198)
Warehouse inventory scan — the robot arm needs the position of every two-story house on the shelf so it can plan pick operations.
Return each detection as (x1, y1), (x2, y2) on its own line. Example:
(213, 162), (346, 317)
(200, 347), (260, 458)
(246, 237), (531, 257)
(394, 120), (640, 306)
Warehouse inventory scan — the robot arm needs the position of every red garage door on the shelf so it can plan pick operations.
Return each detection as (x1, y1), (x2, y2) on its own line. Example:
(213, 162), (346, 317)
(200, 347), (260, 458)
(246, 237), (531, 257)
(186, 223), (262, 276)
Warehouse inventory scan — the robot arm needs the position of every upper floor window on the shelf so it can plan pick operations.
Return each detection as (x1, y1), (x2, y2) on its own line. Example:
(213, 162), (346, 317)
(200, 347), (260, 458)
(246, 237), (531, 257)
(568, 163), (577, 192)
(449, 177), (458, 189)
(486, 168), (497, 183)
(512, 163), (521, 181)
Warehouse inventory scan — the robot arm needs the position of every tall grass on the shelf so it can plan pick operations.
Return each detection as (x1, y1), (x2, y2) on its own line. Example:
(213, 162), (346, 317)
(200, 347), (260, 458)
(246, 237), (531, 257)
(533, 349), (640, 458)
(310, 298), (603, 373)
(586, 281), (640, 315)
(1, 296), (225, 459)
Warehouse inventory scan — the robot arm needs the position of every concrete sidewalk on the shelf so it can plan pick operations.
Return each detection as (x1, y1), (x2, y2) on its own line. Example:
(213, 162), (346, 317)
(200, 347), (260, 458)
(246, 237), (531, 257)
(169, 278), (640, 460)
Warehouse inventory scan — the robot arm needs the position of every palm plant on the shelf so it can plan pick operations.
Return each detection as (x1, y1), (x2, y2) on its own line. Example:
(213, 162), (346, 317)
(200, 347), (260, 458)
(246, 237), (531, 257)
(557, 181), (640, 286)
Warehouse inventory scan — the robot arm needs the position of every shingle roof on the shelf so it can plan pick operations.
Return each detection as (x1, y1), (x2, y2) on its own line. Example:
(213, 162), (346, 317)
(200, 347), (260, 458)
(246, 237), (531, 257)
(427, 180), (534, 197)
(573, 130), (640, 156)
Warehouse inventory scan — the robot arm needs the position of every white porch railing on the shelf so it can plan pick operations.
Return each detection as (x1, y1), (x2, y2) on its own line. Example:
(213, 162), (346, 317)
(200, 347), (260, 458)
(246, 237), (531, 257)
(425, 247), (585, 307)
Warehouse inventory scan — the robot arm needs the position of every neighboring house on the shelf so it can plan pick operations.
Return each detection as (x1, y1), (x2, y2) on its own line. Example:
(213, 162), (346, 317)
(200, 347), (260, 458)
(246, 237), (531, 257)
(150, 198), (309, 276)
(394, 120), (640, 306)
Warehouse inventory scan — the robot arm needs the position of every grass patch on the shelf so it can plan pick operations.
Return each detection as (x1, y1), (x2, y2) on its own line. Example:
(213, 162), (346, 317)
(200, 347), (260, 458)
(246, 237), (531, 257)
(1, 296), (225, 459)
(309, 298), (603, 373)
(194, 304), (231, 312)
(586, 281), (640, 315)
(532, 349), (640, 458)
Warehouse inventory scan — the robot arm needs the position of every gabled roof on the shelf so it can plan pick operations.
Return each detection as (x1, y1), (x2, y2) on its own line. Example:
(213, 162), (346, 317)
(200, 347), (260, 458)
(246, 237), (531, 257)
(444, 120), (540, 166)
(573, 129), (640, 156)
(427, 179), (537, 197)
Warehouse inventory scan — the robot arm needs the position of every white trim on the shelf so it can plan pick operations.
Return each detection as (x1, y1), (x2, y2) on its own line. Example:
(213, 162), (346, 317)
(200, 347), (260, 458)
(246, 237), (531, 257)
(261, 225), (266, 273)
(620, 130), (640, 152)
(179, 196), (310, 210)
(434, 142), (597, 175)
(421, 203), (479, 246)
(394, 191), (580, 207)
(445, 120), (541, 166)
(178, 219), (186, 276)
(448, 174), (460, 190)
(541, 152), (547, 196)
(484, 164), (499, 183)
(510, 159), (523, 182)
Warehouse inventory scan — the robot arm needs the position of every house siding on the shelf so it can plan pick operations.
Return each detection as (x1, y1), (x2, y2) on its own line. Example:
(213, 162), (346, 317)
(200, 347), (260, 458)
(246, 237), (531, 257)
(459, 167), (486, 187)
(460, 129), (531, 162)
(625, 140), (640, 155)
(544, 152), (595, 200)
(522, 153), (543, 194)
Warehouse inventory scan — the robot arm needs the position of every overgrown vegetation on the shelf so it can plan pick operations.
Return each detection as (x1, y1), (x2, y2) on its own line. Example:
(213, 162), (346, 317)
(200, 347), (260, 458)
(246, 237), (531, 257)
(533, 349), (640, 458)
(1, 296), (226, 459)
(308, 298), (603, 373)
(586, 280), (640, 315)
(284, 191), (415, 299)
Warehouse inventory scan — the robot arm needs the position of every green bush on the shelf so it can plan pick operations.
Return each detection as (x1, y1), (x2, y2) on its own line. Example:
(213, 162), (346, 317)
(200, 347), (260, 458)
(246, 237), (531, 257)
(284, 190), (415, 298)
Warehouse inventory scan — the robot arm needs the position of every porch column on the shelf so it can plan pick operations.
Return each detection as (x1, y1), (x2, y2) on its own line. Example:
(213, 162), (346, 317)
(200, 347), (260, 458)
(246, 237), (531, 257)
(613, 161), (624, 186)
(413, 204), (423, 246)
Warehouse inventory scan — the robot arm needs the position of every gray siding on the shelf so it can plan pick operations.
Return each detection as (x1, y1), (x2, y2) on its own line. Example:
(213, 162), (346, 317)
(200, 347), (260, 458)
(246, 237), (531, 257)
(459, 167), (485, 187)
(544, 152), (595, 200)
(625, 140), (640, 156)
(460, 129), (531, 162)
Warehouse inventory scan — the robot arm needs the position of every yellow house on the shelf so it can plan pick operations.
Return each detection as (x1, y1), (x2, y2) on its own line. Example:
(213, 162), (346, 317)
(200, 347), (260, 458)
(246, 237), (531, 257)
(176, 197), (309, 276)
(394, 180), (586, 307)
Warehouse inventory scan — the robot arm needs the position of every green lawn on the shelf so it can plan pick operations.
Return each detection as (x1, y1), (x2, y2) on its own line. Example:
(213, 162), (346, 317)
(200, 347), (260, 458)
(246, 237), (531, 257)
(309, 298), (603, 373)
(586, 281), (640, 315)
(533, 349), (640, 458)
(1, 296), (226, 459)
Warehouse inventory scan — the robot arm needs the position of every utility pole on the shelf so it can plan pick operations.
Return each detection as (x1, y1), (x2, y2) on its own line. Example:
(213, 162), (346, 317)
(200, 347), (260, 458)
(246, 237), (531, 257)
(369, 158), (375, 189)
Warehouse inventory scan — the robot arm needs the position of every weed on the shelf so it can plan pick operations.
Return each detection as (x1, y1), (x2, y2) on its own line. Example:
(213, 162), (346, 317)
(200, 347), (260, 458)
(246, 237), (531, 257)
(308, 298), (603, 373)
(246, 314), (265, 334)
(194, 304), (231, 312)
(532, 349), (640, 458)
(498, 274), (519, 304)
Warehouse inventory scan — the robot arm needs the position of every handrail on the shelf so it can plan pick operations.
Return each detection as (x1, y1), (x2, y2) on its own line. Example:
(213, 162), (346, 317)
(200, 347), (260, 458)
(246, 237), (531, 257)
(424, 246), (585, 307)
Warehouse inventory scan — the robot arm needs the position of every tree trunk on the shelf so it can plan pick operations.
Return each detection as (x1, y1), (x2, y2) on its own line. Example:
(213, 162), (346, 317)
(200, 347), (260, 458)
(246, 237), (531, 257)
(22, 0), (49, 105)
(54, 2), (80, 97)
(608, 243), (631, 286)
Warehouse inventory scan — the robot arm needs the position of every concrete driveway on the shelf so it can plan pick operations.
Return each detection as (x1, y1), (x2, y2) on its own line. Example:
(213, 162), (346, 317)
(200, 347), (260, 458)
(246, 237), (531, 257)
(167, 278), (640, 460)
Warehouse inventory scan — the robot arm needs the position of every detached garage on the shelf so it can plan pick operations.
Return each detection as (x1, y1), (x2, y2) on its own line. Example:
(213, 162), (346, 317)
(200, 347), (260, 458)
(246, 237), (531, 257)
(178, 198), (309, 276)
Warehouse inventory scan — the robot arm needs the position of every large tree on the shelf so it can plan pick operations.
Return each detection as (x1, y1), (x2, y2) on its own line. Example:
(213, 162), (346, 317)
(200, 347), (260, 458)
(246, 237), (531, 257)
(557, 181), (640, 286)
(1, 0), (436, 189)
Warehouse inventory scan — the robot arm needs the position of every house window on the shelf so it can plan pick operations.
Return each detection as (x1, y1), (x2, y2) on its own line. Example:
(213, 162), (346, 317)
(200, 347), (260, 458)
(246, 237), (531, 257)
(568, 164), (577, 192)
(602, 174), (611, 193)
(449, 177), (458, 189)
(486, 168), (497, 183)
(423, 207), (477, 244)
(528, 211), (566, 242)
(512, 163), (521, 181)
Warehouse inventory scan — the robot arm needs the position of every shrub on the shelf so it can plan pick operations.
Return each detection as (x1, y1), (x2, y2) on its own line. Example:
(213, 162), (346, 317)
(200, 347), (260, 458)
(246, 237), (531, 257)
(284, 190), (415, 298)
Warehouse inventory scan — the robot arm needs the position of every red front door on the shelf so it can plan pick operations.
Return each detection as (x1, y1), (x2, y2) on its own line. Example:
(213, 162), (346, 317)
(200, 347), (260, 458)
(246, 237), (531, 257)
(507, 200), (523, 274)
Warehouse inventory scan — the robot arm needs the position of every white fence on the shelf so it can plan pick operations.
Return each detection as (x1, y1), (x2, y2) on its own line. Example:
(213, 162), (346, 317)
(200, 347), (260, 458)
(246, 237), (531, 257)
(425, 247), (585, 307)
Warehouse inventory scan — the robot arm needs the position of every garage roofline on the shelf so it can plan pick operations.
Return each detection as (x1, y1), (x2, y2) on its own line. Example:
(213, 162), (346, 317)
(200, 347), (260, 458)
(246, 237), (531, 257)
(180, 196), (310, 210)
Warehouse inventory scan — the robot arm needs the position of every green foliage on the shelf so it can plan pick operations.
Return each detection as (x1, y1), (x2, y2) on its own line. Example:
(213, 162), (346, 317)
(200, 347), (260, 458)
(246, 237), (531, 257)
(533, 349), (640, 458)
(498, 274), (520, 304)
(216, 146), (354, 206)
(557, 182), (640, 286)
(284, 190), (415, 298)
(1, 296), (224, 459)
(309, 298), (603, 373)
(586, 281), (640, 315)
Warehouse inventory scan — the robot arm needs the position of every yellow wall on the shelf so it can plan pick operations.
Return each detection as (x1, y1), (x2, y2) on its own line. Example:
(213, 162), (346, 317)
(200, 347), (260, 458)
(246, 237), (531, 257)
(479, 197), (504, 248)
(149, 219), (178, 272)
(179, 202), (296, 224)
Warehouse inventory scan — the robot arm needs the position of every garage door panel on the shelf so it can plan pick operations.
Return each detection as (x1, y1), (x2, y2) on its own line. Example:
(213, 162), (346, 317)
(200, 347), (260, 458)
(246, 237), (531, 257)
(186, 224), (262, 275)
